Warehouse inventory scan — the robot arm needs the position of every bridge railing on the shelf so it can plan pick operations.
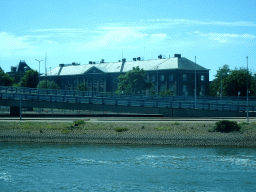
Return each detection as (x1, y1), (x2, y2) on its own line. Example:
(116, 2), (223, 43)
(1, 92), (255, 112)
(2, 85), (256, 104)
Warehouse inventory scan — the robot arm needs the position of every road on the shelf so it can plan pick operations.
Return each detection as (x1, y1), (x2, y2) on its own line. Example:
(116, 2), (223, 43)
(0, 117), (255, 123)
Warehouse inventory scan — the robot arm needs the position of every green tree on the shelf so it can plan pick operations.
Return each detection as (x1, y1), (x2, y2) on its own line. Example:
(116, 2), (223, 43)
(159, 89), (174, 96)
(209, 65), (230, 96)
(77, 82), (89, 91)
(210, 65), (255, 96)
(116, 66), (152, 94)
(252, 74), (256, 96)
(37, 79), (60, 89)
(0, 68), (15, 86)
(20, 69), (39, 88)
(224, 68), (252, 96)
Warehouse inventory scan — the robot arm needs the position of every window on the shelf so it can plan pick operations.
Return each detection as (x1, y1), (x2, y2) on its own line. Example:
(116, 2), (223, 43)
(68, 79), (71, 85)
(80, 79), (84, 84)
(160, 84), (166, 91)
(169, 74), (173, 81)
(201, 75), (205, 81)
(169, 84), (174, 91)
(62, 80), (65, 85)
(151, 75), (155, 82)
(182, 74), (187, 81)
(74, 79), (77, 84)
(100, 79), (105, 85)
(160, 75), (164, 81)
(183, 85), (187, 93)
(200, 85), (205, 96)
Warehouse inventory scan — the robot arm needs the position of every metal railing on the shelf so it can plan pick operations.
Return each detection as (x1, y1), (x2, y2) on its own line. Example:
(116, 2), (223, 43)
(1, 86), (256, 112)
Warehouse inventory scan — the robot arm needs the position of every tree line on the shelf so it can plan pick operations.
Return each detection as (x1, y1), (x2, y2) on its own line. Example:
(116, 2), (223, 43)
(0, 68), (60, 90)
(210, 65), (256, 97)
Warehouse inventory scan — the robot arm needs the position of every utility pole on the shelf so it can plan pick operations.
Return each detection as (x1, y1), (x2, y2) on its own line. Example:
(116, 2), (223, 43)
(35, 59), (44, 93)
(45, 52), (47, 88)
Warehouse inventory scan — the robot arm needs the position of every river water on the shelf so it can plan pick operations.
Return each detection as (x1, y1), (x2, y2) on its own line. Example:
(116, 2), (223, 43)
(0, 143), (256, 192)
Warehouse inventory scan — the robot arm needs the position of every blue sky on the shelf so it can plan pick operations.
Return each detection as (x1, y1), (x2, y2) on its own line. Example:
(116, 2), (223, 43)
(1, 0), (255, 80)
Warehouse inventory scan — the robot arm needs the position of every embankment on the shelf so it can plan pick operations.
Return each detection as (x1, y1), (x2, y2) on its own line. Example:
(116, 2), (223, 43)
(0, 121), (256, 147)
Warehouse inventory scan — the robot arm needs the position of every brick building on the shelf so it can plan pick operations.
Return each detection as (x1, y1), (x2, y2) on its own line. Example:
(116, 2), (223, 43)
(43, 54), (209, 96)
(7, 60), (31, 83)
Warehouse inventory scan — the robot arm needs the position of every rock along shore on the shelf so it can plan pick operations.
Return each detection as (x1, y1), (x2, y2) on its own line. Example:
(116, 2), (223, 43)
(1, 129), (256, 147)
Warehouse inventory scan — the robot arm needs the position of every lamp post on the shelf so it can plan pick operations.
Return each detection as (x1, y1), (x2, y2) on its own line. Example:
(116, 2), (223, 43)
(195, 56), (197, 109)
(35, 59), (44, 93)
(19, 63), (22, 121)
(157, 66), (159, 96)
(221, 73), (222, 101)
(19, 65), (28, 120)
(247, 56), (249, 123)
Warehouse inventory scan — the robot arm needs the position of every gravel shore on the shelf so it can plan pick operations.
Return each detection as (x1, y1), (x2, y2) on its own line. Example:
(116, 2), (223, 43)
(1, 121), (256, 147)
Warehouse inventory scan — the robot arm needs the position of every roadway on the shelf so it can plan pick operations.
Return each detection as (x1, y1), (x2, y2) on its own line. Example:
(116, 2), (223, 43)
(0, 117), (255, 123)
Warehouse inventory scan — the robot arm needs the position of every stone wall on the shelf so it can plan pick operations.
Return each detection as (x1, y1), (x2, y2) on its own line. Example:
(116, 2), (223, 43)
(1, 129), (255, 147)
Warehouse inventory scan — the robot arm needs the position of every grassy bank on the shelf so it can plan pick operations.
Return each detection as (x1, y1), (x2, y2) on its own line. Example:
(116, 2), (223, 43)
(0, 121), (256, 146)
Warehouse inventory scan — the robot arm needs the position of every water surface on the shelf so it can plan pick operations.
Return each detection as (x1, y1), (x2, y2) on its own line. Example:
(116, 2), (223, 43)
(0, 143), (256, 191)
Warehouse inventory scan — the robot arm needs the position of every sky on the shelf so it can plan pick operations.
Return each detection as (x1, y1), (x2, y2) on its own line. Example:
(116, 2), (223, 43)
(1, 0), (256, 80)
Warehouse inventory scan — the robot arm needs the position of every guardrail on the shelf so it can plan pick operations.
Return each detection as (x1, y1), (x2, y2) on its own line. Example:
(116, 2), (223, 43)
(1, 85), (256, 103)
(1, 92), (255, 112)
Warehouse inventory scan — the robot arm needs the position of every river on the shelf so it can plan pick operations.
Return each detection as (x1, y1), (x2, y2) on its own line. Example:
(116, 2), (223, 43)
(0, 143), (256, 191)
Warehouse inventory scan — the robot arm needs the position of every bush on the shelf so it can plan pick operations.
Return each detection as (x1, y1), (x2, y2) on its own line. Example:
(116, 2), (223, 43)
(114, 127), (129, 132)
(73, 120), (86, 126)
(213, 120), (241, 133)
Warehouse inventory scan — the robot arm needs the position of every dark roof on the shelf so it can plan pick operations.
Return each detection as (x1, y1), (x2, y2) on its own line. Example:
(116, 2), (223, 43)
(178, 57), (209, 70)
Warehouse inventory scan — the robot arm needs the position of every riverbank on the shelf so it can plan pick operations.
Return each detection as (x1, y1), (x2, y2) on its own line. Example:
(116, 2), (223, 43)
(0, 121), (256, 147)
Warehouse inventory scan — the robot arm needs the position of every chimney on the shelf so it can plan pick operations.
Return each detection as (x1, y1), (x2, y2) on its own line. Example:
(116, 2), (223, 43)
(174, 54), (181, 58)
(158, 54), (162, 59)
(120, 58), (126, 72)
(133, 58), (136, 61)
(58, 64), (64, 75)
(100, 59), (104, 63)
(137, 57), (141, 61)
(11, 66), (17, 72)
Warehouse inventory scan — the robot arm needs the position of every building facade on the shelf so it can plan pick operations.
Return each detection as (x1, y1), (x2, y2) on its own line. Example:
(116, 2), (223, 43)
(42, 54), (209, 96)
(7, 60), (31, 83)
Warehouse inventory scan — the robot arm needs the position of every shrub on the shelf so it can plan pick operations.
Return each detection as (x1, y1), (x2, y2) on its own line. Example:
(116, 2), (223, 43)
(171, 122), (180, 125)
(114, 127), (129, 132)
(213, 120), (241, 133)
(240, 122), (249, 126)
(73, 120), (86, 126)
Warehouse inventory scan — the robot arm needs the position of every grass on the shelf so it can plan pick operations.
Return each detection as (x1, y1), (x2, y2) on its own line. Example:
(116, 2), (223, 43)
(0, 120), (256, 136)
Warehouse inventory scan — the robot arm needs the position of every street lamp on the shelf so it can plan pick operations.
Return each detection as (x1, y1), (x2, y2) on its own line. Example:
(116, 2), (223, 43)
(247, 56), (249, 123)
(35, 59), (44, 93)
(19, 63), (22, 121)
(19, 65), (28, 121)
(195, 56), (197, 108)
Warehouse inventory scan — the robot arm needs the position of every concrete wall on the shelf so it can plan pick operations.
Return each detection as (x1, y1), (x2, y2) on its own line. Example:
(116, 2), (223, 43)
(1, 99), (255, 117)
